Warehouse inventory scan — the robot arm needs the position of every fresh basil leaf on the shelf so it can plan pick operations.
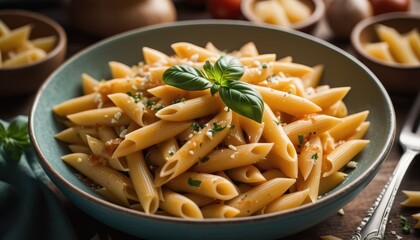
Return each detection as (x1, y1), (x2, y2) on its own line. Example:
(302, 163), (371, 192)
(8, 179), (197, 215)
(163, 65), (212, 91)
(219, 81), (264, 123)
(214, 55), (244, 85)
(203, 60), (216, 83)
(0, 123), (6, 139)
(2, 139), (23, 161)
(210, 84), (220, 96)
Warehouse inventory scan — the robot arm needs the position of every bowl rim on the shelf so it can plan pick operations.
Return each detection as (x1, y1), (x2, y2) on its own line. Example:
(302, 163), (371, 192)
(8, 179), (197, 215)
(30, 19), (396, 225)
(0, 9), (67, 71)
(351, 11), (420, 70)
(240, 0), (325, 31)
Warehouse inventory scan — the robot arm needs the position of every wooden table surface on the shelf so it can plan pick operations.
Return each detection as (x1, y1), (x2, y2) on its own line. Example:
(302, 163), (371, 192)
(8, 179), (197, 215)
(0, 1), (419, 239)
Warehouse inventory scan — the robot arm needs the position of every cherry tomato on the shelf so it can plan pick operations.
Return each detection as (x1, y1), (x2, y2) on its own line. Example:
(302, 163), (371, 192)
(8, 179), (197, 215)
(369, 0), (410, 15)
(207, 0), (242, 19)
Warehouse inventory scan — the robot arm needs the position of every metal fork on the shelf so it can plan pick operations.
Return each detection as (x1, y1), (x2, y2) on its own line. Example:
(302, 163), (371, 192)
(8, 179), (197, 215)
(351, 92), (420, 240)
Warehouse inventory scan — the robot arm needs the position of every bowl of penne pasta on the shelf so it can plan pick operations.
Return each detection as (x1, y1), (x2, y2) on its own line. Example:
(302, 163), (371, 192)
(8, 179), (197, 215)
(30, 20), (395, 239)
(241, 0), (325, 34)
(351, 12), (420, 93)
(0, 10), (66, 96)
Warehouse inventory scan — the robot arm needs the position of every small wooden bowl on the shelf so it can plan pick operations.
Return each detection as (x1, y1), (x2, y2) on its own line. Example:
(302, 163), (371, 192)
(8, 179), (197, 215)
(351, 12), (420, 93)
(241, 0), (325, 34)
(0, 10), (67, 97)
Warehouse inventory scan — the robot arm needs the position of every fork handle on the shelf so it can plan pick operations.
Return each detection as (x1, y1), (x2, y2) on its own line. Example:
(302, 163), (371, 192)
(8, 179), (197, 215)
(350, 149), (418, 240)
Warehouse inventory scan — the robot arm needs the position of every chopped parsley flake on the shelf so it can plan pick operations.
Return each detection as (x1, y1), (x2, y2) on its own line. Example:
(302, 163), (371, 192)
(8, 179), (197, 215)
(400, 215), (411, 234)
(311, 153), (318, 161)
(209, 122), (226, 136)
(168, 151), (174, 157)
(200, 156), (210, 163)
(261, 63), (268, 69)
(171, 98), (185, 104)
(191, 122), (201, 132)
(145, 101), (155, 108)
(297, 134), (304, 147)
(273, 120), (280, 126)
(187, 177), (201, 187)
(154, 105), (164, 111)
(127, 92), (142, 103)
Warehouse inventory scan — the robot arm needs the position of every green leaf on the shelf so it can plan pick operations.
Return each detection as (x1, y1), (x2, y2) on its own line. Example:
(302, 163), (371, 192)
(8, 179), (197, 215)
(213, 56), (244, 85)
(187, 177), (201, 187)
(0, 120), (30, 162)
(163, 65), (212, 91)
(219, 81), (264, 123)
(203, 61), (216, 83)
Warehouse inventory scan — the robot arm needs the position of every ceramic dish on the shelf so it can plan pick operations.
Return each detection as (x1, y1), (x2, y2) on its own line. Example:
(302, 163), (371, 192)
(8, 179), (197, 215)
(0, 10), (66, 97)
(351, 12), (420, 93)
(30, 20), (395, 240)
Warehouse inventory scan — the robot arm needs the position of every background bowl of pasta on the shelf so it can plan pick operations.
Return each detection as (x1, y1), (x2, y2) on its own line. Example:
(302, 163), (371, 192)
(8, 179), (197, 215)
(30, 20), (395, 240)
(0, 10), (67, 96)
(351, 12), (420, 93)
(241, 0), (325, 34)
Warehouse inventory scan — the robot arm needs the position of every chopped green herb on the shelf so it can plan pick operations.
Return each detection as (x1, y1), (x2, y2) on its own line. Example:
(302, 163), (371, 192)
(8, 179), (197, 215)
(127, 92), (141, 103)
(145, 101), (155, 108)
(261, 63), (268, 69)
(298, 134), (304, 147)
(168, 151), (174, 157)
(191, 122), (201, 132)
(0, 120), (31, 162)
(171, 98), (186, 104)
(311, 153), (318, 161)
(210, 122), (226, 136)
(400, 215), (411, 234)
(201, 156), (210, 163)
(154, 105), (164, 111)
(273, 120), (280, 126)
(187, 177), (201, 187)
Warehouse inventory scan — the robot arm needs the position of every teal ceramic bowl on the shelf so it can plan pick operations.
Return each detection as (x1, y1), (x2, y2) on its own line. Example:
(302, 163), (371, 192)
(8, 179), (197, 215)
(30, 20), (395, 240)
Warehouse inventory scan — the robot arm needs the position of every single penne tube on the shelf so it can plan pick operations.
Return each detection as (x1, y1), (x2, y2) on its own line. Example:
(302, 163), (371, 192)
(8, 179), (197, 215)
(240, 66), (272, 84)
(53, 93), (101, 117)
(160, 188), (203, 219)
(81, 73), (100, 95)
(302, 64), (324, 88)
(235, 112), (264, 143)
(376, 24), (419, 65)
(0, 24), (31, 52)
(166, 171), (239, 200)
(328, 111), (369, 141)
(239, 54), (276, 66)
(109, 61), (133, 78)
(298, 135), (322, 180)
(254, 85), (322, 116)
(323, 139), (369, 177)
(347, 121), (370, 140)
(61, 153), (136, 206)
(261, 103), (298, 178)
(264, 189), (310, 214)
(126, 152), (159, 214)
(3, 48), (46, 67)
(156, 94), (222, 121)
(223, 112), (246, 146)
(142, 47), (169, 65)
(86, 135), (128, 171)
(226, 165), (266, 184)
(147, 85), (187, 100)
(319, 172), (347, 196)
(306, 87), (350, 110)
(67, 107), (131, 127)
(97, 77), (154, 96)
(159, 110), (232, 183)
(269, 61), (313, 77)
(185, 193), (215, 207)
(227, 178), (296, 217)
(31, 35), (57, 52)
(171, 42), (217, 62)
(193, 143), (273, 173)
(401, 191), (420, 207)
(201, 204), (240, 218)
(364, 42), (396, 63)
(55, 127), (84, 144)
(68, 144), (91, 154)
(295, 136), (323, 202)
(112, 120), (192, 158)
(283, 114), (343, 146)
(108, 93), (145, 126)
(239, 42), (259, 57)
(406, 29), (420, 59)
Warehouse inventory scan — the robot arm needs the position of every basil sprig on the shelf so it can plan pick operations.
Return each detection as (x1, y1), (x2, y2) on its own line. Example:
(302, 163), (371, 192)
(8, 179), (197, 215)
(162, 56), (264, 123)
